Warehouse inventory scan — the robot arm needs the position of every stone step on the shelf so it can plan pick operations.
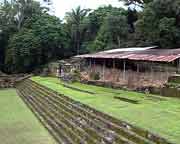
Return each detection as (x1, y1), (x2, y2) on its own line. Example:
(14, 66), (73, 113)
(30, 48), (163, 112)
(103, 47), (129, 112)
(27, 84), (133, 144)
(25, 80), (155, 144)
(28, 91), (98, 144)
(17, 90), (66, 144)
(27, 83), (144, 144)
(30, 79), (172, 144)
(19, 80), (155, 144)
(19, 80), (135, 144)
(19, 89), (75, 144)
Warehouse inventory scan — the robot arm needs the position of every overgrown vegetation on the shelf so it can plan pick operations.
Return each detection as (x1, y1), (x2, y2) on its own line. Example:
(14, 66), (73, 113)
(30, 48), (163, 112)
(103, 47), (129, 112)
(0, 0), (180, 73)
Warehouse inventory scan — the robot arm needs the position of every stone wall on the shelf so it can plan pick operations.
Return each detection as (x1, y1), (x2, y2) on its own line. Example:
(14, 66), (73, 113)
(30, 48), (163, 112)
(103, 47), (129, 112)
(0, 74), (31, 88)
(0, 77), (14, 88)
(81, 80), (180, 98)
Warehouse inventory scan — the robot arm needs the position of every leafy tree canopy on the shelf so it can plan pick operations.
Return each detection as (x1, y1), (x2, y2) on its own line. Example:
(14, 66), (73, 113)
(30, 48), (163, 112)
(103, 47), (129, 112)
(136, 0), (180, 48)
(5, 13), (68, 73)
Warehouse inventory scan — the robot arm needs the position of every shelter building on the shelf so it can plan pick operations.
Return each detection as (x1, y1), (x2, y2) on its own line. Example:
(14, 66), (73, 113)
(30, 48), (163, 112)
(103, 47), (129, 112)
(76, 47), (180, 89)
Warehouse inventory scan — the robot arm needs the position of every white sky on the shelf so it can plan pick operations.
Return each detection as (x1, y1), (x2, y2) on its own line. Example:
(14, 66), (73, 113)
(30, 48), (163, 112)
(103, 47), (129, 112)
(39, 0), (125, 19)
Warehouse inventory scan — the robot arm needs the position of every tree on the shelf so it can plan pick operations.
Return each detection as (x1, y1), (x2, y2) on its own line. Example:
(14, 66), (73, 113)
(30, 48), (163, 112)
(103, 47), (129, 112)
(135, 0), (180, 48)
(127, 8), (138, 33)
(85, 6), (127, 40)
(65, 6), (90, 55)
(5, 29), (41, 73)
(0, 1), (17, 69)
(90, 12), (129, 51)
(5, 13), (68, 73)
(0, 0), (46, 72)
(82, 6), (129, 52)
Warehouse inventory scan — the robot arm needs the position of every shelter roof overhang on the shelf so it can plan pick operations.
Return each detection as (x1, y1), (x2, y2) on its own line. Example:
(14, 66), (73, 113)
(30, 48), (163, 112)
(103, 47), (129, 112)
(75, 47), (180, 63)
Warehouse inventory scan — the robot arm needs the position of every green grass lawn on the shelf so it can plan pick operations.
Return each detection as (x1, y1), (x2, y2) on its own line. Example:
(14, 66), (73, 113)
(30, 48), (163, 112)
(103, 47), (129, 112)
(0, 88), (56, 144)
(31, 76), (180, 144)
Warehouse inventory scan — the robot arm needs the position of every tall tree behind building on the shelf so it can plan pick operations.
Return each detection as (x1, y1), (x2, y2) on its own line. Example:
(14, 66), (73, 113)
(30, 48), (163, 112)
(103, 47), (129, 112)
(65, 6), (90, 55)
(135, 0), (180, 48)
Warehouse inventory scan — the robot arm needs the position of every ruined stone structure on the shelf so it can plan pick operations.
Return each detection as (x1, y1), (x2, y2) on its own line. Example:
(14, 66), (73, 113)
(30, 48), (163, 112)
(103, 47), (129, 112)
(0, 72), (31, 88)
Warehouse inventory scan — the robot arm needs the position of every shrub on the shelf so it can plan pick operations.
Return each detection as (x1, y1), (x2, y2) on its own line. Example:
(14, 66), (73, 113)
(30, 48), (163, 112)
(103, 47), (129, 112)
(90, 72), (100, 80)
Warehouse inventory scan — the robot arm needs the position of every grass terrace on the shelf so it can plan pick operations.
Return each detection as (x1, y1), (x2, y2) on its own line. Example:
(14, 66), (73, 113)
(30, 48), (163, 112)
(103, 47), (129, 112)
(31, 76), (180, 143)
(0, 88), (56, 144)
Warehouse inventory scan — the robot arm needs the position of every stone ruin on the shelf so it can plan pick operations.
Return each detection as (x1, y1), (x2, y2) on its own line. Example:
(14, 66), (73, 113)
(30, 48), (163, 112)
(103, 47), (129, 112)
(0, 71), (31, 88)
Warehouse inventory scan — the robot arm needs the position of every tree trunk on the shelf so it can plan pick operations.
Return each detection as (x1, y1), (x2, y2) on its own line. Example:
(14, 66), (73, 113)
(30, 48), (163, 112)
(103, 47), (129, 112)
(117, 36), (121, 47)
(76, 29), (80, 55)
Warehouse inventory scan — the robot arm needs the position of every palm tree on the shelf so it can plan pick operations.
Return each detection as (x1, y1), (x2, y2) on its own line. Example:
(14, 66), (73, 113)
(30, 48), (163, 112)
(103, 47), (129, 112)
(65, 6), (90, 55)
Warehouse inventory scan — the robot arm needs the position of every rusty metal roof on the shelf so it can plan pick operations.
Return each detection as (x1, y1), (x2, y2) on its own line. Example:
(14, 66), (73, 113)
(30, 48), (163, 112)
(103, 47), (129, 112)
(76, 48), (180, 62)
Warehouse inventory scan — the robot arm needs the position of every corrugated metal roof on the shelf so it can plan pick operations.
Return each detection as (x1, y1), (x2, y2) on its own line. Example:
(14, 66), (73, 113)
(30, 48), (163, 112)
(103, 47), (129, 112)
(100, 46), (157, 53)
(76, 48), (180, 62)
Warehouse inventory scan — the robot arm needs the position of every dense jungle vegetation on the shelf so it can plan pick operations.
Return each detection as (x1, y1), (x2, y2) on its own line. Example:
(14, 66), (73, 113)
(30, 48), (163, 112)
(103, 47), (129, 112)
(0, 0), (180, 73)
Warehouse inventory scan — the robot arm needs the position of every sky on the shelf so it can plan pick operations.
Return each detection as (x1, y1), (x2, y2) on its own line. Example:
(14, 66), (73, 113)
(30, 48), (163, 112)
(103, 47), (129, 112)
(39, 0), (125, 19)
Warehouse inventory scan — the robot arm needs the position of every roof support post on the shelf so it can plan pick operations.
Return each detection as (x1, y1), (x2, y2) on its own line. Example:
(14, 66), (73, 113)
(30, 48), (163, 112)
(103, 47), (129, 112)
(166, 64), (169, 80)
(137, 63), (139, 73)
(178, 59), (180, 73)
(93, 59), (96, 72)
(160, 65), (163, 80)
(113, 59), (116, 82)
(59, 64), (61, 77)
(151, 62), (153, 79)
(88, 59), (92, 80)
(89, 58), (92, 72)
(103, 59), (105, 81)
(123, 60), (126, 80)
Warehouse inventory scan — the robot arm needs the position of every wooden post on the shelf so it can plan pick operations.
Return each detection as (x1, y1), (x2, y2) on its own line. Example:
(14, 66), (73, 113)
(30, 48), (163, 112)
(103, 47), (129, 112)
(89, 59), (92, 72)
(103, 59), (105, 81)
(123, 60), (126, 80)
(137, 63), (139, 73)
(166, 64), (169, 80)
(160, 65), (163, 80)
(151, 62), (153, 79)
(88, 59), (92, 80)
(93, 59), (96, 72)
(113, 59), (115, 81)
(178, 59), (180, 73)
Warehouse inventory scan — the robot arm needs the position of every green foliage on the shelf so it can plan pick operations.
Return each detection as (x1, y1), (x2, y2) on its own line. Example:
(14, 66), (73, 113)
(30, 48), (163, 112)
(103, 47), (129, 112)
(5, 13), (68, 73)
(86, 5), (127, 36)
(0, 0), (48, 73)
(85, 5), (142, 50)
(5, 29), (41, 73)
(89, 72), (100, 80)
(90, 12), (128, 51)
(159, 17), (180, 48)
(65, 6), (90, 55)
(136, 0), (180, 48)
(71, 69), (81, 82)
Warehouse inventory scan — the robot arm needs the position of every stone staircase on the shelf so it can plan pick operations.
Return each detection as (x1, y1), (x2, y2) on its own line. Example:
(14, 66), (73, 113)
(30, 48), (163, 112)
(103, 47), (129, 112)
(15, 79), (173, 144)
